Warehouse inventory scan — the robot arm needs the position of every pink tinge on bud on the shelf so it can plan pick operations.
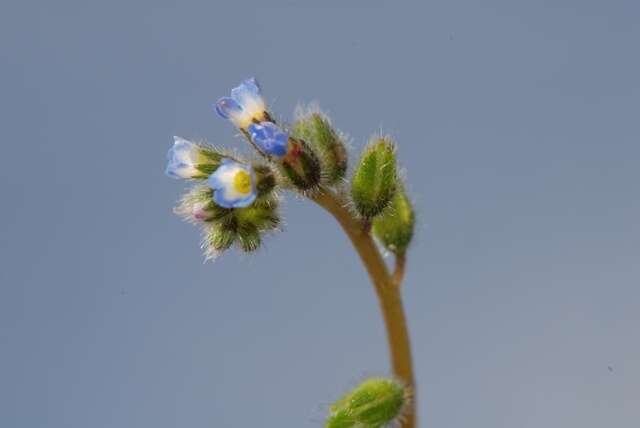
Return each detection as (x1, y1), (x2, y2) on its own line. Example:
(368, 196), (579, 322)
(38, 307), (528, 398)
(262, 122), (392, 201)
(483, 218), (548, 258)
(192, 202), (214, 221)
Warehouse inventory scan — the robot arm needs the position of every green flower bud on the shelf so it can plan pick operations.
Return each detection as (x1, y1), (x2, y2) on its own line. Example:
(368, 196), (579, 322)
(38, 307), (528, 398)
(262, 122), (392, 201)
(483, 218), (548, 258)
(291, 110), (348, 185)
(326, 378), (408, 428)
(372, 183), (415, 255)
(351, 137), (398, 218)
(280, 137), (322, 191)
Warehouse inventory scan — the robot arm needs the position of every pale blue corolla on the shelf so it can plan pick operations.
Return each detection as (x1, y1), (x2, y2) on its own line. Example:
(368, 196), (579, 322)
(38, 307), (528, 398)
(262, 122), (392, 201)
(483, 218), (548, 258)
(165, 136), (209, 179)
(207, 159), (257, 208)
(215, 78), (266, 130)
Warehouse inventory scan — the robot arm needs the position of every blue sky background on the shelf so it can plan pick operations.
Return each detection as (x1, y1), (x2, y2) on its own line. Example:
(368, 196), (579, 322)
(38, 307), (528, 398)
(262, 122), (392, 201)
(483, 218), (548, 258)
(1, 1), (639, 427)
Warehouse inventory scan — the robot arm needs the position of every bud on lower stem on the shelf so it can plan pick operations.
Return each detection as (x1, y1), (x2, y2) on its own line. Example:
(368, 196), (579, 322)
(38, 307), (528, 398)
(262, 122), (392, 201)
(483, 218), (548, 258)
(326, 378), (408, 428)
(351, 136), (398, 219)
(372, 183), (415, 255)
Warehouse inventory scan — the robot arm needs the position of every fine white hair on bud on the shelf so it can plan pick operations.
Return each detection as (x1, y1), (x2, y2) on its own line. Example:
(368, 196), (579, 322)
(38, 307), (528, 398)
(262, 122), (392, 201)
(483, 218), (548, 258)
(291, 104), (349, 186)
(350, 135), (398, 219)
(326, 378), (410, 428)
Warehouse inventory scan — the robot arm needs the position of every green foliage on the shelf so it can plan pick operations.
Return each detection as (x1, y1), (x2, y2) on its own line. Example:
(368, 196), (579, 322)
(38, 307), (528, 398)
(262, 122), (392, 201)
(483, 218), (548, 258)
(291, 111), (348, 185)
(372, 183), (415, 255)
(326, 378), (408, 428)
(351, 137), (398, 218)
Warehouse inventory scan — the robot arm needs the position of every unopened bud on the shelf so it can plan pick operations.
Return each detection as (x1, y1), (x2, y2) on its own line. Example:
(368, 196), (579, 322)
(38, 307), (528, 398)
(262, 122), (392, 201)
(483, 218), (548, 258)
(372, 183), (415, 255)
(326, 378), (408, 428)
(350, 136), (397, 218)
(280, 137), (322, 191)
(292, 110), (347, 185)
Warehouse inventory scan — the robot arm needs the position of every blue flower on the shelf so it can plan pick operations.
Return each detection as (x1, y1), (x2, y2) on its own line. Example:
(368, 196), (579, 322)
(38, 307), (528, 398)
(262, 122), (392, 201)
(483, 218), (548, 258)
(247, 122), (289, 158)
(165, 136), (209, 179)
(215, 77), (266, 129)
(207, 159), (257, 208)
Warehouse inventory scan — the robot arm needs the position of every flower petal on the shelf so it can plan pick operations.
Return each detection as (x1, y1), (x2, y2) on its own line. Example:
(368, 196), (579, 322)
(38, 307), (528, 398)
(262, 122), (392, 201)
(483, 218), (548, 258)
(207, 159), (257, 208)
(248, 122), (289, 158)
(165, 137), (202, 179)
(215, 97), (242, 119)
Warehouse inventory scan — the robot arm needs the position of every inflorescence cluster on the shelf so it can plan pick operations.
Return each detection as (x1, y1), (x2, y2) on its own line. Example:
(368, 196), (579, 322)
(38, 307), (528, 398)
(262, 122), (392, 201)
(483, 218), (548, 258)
(165, 78), (417, 427)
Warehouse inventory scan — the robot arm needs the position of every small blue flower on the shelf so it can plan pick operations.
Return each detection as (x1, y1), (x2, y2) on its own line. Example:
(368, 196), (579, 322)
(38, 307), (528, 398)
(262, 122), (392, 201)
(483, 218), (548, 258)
(207, 159), (257, 208)
(215, 77), (266, 129)
(247, 122), (289, 158)
(165, 136), (207, 179)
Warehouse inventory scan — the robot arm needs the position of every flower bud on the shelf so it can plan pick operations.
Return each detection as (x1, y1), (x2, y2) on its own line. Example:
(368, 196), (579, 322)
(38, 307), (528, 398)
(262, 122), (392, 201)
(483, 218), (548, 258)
(372, 183), (415, 255)
(191, 201), (216, 222)
(165, 137), (224, 180)
(214, 78), (268, 130)
(350, 136), (397, 218)
(246, 121), (321, 191)
(280, 137), (322, 191)
(175, 185), (224, 224)
(292, 110), (347, 185)
(326, 378), (408, 428)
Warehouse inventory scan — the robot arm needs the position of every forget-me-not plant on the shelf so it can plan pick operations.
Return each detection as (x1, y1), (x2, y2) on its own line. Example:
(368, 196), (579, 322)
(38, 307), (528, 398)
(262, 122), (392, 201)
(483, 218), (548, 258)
(166, 78), (417, 428)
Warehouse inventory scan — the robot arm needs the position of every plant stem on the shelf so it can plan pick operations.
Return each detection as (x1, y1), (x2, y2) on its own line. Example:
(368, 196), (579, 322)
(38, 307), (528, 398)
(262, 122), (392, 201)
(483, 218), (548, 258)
(312, 188), (416, 428)
(392, 254), (407, 288)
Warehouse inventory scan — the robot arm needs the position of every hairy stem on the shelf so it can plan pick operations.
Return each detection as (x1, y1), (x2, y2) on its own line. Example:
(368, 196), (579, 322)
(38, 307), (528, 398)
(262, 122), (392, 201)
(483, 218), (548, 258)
(312, 188), (416, 428)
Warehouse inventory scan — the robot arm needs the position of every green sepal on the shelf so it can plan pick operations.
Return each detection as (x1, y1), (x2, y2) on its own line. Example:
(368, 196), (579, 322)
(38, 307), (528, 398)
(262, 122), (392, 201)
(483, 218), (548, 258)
(192, 143), (228, 178)
(291, 112), (348, 185)
(280, 138), (322, 191)
(326, 378), (407, 428)
(204, 225), (236, 252)
(350, 137), (397, 218)
(325, 410), (356, 428)
(198, 145), (226, 163)
(195, 163), (218, 176)
(372, 183), (415, 255)
(236, 223), (261, 252)
(252, 163), (277, 196)
(235, 196), (280, 232)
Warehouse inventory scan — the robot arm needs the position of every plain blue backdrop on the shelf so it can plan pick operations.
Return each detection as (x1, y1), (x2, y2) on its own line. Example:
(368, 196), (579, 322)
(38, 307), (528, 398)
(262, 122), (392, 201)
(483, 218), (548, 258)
(1, 1), (638, 427)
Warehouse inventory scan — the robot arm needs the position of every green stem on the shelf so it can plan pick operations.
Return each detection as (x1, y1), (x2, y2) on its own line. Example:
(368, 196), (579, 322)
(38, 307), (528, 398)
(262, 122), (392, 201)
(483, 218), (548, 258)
(312, 188), (416, 428)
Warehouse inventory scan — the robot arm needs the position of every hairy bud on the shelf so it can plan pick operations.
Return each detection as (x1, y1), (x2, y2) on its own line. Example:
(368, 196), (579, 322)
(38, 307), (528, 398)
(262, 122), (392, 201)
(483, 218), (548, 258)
(351, 136), (397, 218)
(292, 109), (348, 185)
(372, 183), (415, 255)
(280, 137), (322, 191)
(326, 378), (408, 428)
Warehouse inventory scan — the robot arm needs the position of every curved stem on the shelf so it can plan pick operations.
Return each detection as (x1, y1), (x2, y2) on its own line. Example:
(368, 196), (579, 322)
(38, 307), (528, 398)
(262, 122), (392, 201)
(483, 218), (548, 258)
(311, 188), (416, 428)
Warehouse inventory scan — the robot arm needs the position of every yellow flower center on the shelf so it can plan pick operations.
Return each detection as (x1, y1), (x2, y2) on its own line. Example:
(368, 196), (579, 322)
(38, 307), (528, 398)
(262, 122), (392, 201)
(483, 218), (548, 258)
(233, 170), (252, 194)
